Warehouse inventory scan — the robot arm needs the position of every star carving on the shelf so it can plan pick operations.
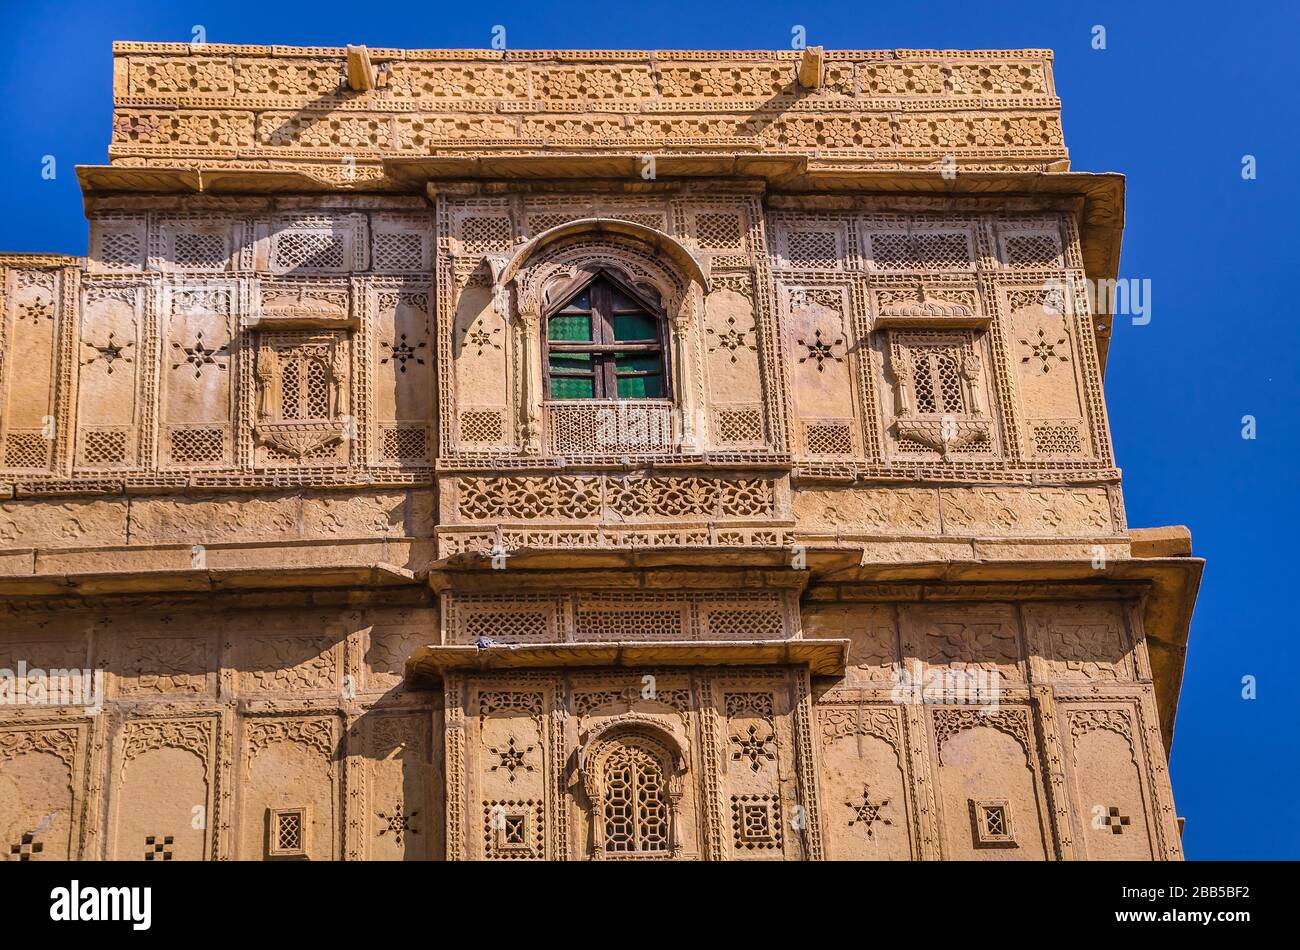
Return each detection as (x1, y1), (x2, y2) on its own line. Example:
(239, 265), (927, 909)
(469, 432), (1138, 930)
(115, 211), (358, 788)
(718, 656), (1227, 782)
(706, 315), (756, 362)
(82, 332), (135, 374)
(846, 785), (892, 838)
(797, 328), (845, 372)
(380, 333), (427, 373)
(488, 735), (535, 781)
(16, 298), (54, 322)
(463, 322), (502, 356)
(729, 724), (776, 772)
(170, 332), (228, 379)
(376, 803), (419, 846)
(1019, 327), (1069, 373)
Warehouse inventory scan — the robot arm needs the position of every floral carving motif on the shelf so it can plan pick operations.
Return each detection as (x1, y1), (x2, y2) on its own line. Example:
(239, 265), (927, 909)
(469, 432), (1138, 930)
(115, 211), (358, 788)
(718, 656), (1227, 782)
(818, 706), (900, 749)
(460, 476), (600, 521)
(245, 717), (334, 759)
(1067, 708), (1134, 745)
(929, 621), (1019, 670)
(933, 708), (1031, 765)
(124, 637), (209, 694)
(246, 637), (336, 691)
(0, 728), (78, 769)
(121, 719), (212, 769)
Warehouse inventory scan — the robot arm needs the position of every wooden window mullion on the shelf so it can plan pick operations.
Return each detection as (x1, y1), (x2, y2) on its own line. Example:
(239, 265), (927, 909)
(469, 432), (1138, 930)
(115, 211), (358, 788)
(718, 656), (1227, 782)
(593, 281), (617, 398)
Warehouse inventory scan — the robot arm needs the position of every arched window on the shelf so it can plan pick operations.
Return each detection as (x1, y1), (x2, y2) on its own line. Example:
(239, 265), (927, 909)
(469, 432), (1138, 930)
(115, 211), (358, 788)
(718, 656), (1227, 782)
(544, 271), (668, 400)
(601, 737), (670, 856)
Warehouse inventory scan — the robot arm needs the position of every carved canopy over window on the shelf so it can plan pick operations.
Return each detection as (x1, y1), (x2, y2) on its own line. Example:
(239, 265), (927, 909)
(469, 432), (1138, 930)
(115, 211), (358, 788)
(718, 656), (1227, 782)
(887, 328), (993, 455)
(544, 270), (669, 400)
(253, 330), (349, 460)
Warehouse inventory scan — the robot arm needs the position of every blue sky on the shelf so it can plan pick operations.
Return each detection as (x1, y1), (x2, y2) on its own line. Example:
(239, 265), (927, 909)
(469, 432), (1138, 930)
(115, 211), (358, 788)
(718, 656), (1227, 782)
(1, 0), (1296, 859)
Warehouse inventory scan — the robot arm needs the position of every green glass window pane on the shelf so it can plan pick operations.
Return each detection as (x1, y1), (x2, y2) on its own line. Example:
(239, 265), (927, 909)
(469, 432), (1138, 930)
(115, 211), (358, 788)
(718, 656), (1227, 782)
(548, 314), (592, 341)
(616, 374), (663, 398)
(549, 352), (593, 372)
(614, 353), (663, 374)
(551, 375), (596, 399)
(613, 312), (658, 341)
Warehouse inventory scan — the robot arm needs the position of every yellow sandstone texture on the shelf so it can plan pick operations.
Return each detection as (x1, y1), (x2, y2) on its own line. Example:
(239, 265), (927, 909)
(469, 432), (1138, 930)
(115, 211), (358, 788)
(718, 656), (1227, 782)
(0, 44), (1197, 861)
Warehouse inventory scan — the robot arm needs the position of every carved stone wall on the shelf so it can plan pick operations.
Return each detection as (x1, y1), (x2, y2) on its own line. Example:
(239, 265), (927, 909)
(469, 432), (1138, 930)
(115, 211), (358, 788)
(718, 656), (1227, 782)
(0, 587), (1183, 862)
(0, 600), (442, 861)
(0, 43), (1191, 862)
(107, 46), (1066, 186)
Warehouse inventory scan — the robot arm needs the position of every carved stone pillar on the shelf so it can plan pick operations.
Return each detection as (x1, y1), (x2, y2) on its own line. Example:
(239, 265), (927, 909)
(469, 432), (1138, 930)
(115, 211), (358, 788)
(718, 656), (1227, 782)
(517, 307), (544, 454)
(671, 296), (701, 453)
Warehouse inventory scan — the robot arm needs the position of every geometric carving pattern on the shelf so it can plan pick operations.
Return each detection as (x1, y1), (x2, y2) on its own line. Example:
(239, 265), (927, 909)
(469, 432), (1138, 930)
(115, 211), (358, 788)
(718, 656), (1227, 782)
(1019, 327), (1070, 374)
(3, 432), (52, 469)
(380, 424), (429, 462)
(695, 213), (744, 250)
(729, 724), (776, 772)
(868, 231), (973, 270)
(143, 834), (175, 861)
(1103, 806), (1132, 835)
(8, 832), (44, 861)
(167, 426), (226, 464)
(459, 410), (505, 444)
(970, 799), (1016, 846)
(731, 795), (782, 850)
(601, 740), (669, 857)
(1003, 233), (1061, 267)
(845, 785), (893, 839)
(714, 406), (763, 444)
(488, 736), (536, 782)
(1032, 422), (1083, 456)
(483, 800), (542, 860)
(804, 421), (854, 456)
(372, 232), (425, 271)
(268, 807), (309, 858)
(80, 428), (128, 466)
(786, 230), (839, 268)
(376, 804), (419, 846)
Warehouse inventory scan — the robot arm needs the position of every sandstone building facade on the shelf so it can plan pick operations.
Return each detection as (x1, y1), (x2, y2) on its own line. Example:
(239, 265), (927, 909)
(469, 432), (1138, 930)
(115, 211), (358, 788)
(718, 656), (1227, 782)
(0, 43), (1200, 861)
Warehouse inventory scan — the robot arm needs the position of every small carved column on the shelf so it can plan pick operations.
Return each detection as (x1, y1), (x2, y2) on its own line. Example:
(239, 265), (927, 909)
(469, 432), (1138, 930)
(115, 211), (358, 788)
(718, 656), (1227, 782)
(671, 295), (701, 452)
(895, 349), (916, 416)
(960, 349), (985, 415)
(1031, 684), (1077, 861)
(516, 305), (544, 454)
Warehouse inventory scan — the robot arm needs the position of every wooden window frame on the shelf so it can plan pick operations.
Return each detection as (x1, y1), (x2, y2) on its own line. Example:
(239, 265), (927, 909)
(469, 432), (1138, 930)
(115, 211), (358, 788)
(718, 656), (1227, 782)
(542, 268), (672, 401)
